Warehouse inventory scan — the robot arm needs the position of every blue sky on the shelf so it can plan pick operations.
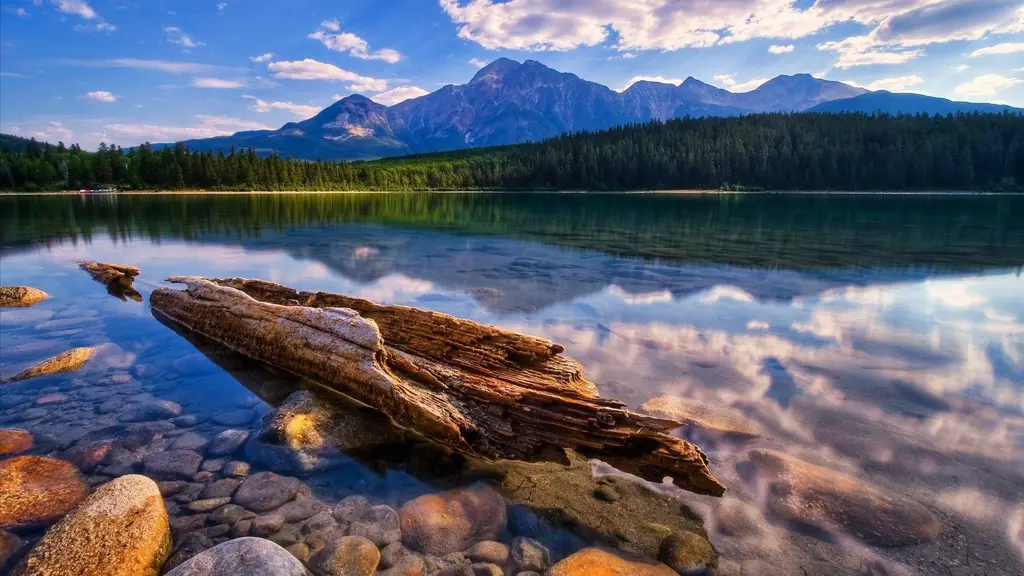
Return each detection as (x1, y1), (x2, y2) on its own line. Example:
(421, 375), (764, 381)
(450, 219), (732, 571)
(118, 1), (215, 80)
(1, 0), (1022, 150)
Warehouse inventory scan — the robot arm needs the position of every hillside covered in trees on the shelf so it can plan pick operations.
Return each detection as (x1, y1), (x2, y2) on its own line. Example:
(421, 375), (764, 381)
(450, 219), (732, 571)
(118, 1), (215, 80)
(1, 112), (1022, 192)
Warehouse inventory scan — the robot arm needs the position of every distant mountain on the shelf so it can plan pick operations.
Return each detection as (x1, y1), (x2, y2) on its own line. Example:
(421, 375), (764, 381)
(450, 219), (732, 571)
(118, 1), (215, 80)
(808, 91), (1022, 115)
(167, 59), (1004, 160)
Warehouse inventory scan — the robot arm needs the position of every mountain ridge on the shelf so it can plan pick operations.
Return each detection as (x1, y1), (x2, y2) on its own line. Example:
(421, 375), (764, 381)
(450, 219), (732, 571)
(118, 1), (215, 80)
(167, 58), (1017, 160)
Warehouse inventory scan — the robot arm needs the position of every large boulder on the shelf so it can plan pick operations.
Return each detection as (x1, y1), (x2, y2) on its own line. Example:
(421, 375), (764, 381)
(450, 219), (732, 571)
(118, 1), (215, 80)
(245, 390), (400, 475)
(399, 483), (506, 556)
(0, 456), (88, 530)
(13, 475), (171, 576)
(165, 537), (311, 576)
(547, 547), (678, 576)
(0, 286), (49, 308)
(0, 430), (33, 457)
(747, 449), (941, 546)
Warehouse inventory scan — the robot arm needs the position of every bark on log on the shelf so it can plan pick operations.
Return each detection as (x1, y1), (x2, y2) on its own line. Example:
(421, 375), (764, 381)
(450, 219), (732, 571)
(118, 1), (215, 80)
(79, 261), (142, 302)
(150, 276), (726, 496)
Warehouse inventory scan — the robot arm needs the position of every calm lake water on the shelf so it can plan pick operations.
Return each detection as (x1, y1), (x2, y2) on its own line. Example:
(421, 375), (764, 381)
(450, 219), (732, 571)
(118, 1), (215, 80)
(1, 192), (1022, 575)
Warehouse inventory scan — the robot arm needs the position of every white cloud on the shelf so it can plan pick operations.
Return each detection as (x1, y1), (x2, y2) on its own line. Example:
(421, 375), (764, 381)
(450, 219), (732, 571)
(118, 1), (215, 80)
(817, 35), (922, 69)
(217, 2), (227, 14)
(61, 58), (240, 75)
(732, 77), (770, 92)
(192, 77), (245, 89)
(863, 75), (924, 92)
(100, 115), (271, 145)
(370, 86), (430, 106)
(266, 59), (388, 91)
(621, 75), (684, 90)
(250, 53), (274, 63)
(7, 7), (29, 17)
(769, 44), (795, 54)
(953, 73), (1024, 98)
(84, 90), (117, 102)
(242, 95), (321, 117)
(468, 58), (489, 68)
(308, 20), (401, 63)
(956, 65), (970, 72)
(714, 74), (736, 86)
(11, 121), (74, 142)
(969, 42), (1024, 58)
(51, 0), (96, 19)
(165, 26), (204, 49)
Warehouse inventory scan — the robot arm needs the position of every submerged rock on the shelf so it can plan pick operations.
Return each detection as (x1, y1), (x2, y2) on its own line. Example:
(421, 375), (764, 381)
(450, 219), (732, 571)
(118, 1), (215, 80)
(399, 483), (506, 556)
(165, 537), (311, 576)
(207, 429), (249, 457)
(0, 347), (97, 383)
(0, 456), (88, 531)
(0, 286), (49, 308)
(639, 395), (761, 439)
(747, 449), (941, 546)
(143, 450), (203, 480)
(0, 429), (33, 457)
(349, 504), (402, 547)
(13, 475), (171, 576)
(245, 390), (399, 475)
(233, 471), (307, 512)
(658, 531), (718, 575)
(510, 537), (550, 572)
(119, 400), (183, 422)
(548, 548), (677, 576)
(308, 535), (380, 576)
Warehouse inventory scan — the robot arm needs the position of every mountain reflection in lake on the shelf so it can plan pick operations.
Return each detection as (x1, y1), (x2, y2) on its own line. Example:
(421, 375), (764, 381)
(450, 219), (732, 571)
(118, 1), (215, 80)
(1, 193), (1022, 575)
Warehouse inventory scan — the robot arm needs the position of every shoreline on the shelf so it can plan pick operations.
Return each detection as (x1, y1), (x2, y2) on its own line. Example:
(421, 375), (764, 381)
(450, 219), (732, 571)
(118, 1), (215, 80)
(2, 189), (1022, 196)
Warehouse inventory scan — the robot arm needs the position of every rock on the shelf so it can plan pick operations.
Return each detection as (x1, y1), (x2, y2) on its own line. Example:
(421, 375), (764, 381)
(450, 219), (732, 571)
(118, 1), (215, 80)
(287, 542), (311, 563)
(268, 525), (301, 547)
(713, 498), (764, 537)
(0, 286), (49, 308)
(748, 449), (941, 546)
(658, 531), (717, 575)
(639, 396), (761, 439)
(13, 475), (171, 576)
(233, 471), (306, 512)
(276, 498), (329, 522)
(143, 450), (203, 480)
(211, 409), (256, 426)
(64, 440), (113, 473)
(308, 535), (380, 576)
(158, 481), (187, 496)
(188, 497), (232, 513)
(164, 537), (310, 576)
(171, 415), (202, 428)
(201, 458), (225, 473)
(333, 495), (370, 524)
(201, 523), (231, 539)
(223, 460), (251, 477)
(207, 429), (249, 457)
(0, 429), (33, 456)
(97, 399), (122, 414)
(231, 519), (253, 537)
(594, 485), (619, 502)
(209, 503), (256, 525)
(0, 456), (88, 530)
(1, 530), (24, 571)
(470, 564), (503, 576)
(171, 432), (209, 452)
(193, 471), (214, 483)
(547, 548), (677, 576)
(36, 393), (70, 405)
(200, 478), (242, 500)
(165, 533), (214, 571)
(467, 541), (510, 565)
(400, 483), (507, 556)
(350, 504), (402, 547)
(119, 400), (183, 422)
(301, 511), (337, 534)
(1, 347), (96, 383)
(170, 514), (208, 536)
(251, 513), (286, 537)
(510, 537), (549, 572)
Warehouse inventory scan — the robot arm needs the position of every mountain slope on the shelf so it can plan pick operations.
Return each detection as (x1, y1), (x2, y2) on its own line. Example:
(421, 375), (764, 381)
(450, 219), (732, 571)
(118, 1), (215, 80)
(808, 92), (1021, 115)
(164, 59), (1006, 160)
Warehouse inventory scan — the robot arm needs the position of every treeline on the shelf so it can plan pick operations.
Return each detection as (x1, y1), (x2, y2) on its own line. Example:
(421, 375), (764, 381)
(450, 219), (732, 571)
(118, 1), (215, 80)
(1, 112), (1022, 191)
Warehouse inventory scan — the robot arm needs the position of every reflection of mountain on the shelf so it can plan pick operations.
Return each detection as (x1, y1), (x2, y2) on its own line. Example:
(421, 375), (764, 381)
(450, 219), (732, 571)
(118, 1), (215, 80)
(3, 193), (1022, 273)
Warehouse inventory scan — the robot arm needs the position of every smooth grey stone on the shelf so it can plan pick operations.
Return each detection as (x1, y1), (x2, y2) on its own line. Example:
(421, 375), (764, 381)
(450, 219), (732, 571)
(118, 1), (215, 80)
(164, 537), (310, 576)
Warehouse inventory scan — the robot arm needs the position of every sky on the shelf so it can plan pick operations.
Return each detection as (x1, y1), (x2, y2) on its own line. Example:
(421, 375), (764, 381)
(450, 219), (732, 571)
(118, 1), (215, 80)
(0, 0), (1022, 150)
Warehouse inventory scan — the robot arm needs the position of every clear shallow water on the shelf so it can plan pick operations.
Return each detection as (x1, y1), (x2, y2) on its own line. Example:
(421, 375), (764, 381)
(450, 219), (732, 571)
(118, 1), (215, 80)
(1, 193), (1022, 575)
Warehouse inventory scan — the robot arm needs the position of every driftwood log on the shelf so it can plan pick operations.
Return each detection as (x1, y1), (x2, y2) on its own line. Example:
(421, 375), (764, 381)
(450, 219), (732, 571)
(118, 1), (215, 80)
(150, 276), (726, 496)
(79, 261), (142, 302)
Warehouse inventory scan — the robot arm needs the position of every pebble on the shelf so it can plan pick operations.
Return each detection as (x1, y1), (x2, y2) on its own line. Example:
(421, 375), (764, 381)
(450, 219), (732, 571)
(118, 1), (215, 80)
(251, 514), (286, 537)
(276, 498), (329, 522)
(350, 504), (402, 547)
(222, 461), (250, 478)
(207, 429), (249, 457)
(658, 531), (718, 575)
(143, 450), (203, 480)
(231, 519), (253, 537)
(286, 542), (311, 563)
(301, 511), (337, 534)
(209, 504), (256, 525)
(510, 537), (550, 572)
(171, 415), (202, 428)
(467, 541), (510, 565)
(170, 432), (209, 452)
(594, 484), (620, 502)
(308, 535), (380, 576)
(333, 495), (370, 524)
(233, 471), (306, 512)
(118, 400), (183, 422)
(200, 458), (225, 473)
(200, 478), (242, 500)
(188, 498), (232, 513)
(36, 393), (71, 405)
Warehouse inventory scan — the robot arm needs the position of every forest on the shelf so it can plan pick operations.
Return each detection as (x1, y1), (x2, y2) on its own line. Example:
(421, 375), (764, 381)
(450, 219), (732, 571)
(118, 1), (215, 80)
(1, 111), (1021, 192)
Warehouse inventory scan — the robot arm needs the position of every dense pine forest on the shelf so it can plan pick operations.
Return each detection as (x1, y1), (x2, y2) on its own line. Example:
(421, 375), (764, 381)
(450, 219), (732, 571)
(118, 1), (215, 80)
(1, 112), (1022, 192)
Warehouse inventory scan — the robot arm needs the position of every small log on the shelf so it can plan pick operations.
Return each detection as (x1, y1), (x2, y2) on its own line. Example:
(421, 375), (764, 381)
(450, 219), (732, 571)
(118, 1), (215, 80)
(79, 261), (142, 302)
(150, 276), (726, 496)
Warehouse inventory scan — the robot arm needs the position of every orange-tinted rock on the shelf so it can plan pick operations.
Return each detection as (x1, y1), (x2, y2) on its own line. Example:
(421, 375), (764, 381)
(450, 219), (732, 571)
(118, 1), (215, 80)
(399, 483), (506, 556)
(0, 456), (88, 530)
(0, 286), (49, 308)
(1, 347), (97, 383)
(64, 440), (114, 474)
(748, 449), (941, 547)
(0, 430), (33, 457)
(547, 548), (678, 576)
(14, 475), (171, 576)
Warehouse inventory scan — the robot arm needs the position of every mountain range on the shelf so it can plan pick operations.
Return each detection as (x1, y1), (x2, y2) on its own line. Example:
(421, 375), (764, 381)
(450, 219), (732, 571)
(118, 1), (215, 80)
(169, 58), (1020, 160)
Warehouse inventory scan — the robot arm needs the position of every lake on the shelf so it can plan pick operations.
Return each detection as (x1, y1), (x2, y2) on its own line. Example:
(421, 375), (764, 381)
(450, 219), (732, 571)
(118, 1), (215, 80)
(1, 192), (1022, 575)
